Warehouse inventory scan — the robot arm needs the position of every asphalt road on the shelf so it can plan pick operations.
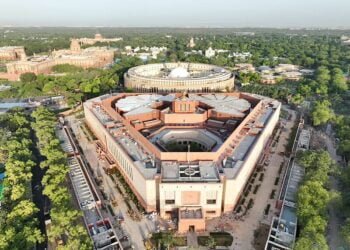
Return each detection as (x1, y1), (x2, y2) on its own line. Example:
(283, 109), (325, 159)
(31, 136), (48, 250)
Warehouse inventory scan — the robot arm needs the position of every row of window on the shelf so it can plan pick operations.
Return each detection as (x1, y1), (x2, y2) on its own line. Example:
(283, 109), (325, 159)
(165, 199), (217, 205)
(107, 137), (133, 181)
(128, 78), (232, 86)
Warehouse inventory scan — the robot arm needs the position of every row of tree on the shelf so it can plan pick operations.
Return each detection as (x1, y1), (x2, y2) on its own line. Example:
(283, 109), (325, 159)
(334, 115), (350, 160)
(31, 107), (92, 249)
(339, 162), (350, 245)
(0, 109), (44, 249)
(295, 150), (334, 250)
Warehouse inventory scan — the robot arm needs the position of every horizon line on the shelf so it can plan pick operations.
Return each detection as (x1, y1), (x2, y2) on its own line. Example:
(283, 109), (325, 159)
(1, 25), (350, 30)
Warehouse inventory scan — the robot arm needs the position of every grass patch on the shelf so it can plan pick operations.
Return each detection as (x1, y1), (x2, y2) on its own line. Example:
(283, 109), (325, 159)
(150, 233), (187, 248)
(198, 232), (233, 247)
(173, 237), (187, 246)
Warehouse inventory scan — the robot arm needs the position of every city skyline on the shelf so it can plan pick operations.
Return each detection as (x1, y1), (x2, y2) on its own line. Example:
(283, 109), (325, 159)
(1, 0), (350, 28)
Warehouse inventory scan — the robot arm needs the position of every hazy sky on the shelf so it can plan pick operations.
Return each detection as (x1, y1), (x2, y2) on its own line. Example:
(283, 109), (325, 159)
(0, 0), (349, 28)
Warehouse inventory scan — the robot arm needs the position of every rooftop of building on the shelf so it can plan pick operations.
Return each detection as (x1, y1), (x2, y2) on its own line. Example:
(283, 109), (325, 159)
(84, 92), (280, 181)
(115, 93), (251, 118)
(162, 161), (220, 182)
(127, 62), (232, 80)
(0, 46), (24, 51)
(179, 207), (203, 219)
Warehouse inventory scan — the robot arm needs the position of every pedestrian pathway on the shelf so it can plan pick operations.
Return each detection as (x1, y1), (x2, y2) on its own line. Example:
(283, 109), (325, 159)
(187, 232), (199, 248)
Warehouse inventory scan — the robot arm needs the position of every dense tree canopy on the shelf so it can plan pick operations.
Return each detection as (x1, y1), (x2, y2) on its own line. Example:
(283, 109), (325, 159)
(311, 100), (334, 126)
(0, 109), (44, 250)
(295, 150), (333, 249)
(20, 72), (37, 83)
(31, 107), (92, 249)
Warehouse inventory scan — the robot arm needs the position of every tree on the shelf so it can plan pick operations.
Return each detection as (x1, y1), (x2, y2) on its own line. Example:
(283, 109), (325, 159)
(291, 93), (304, 105)
(302, 215), (327, 235)
(20, 72), (37, 83)
(297, 180), (330, 225)
(0, 109), (44, 249)
(161, 233), (175, 250)
(31, 107), (92, 248)
(52, 64), (83, 73)
(206, 236), (217, 249)
(315, 66), (331, 84)
(294, 232), (328, 250)
(297, 150), (333, 183)
(311, 100), (334, 126)
(331, 68), (348, 92)
(342, 218), (350, 246)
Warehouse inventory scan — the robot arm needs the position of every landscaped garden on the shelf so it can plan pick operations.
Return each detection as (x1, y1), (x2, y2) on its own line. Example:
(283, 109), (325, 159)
(198, 232), (233, 247)
(148, 232), (187, 249)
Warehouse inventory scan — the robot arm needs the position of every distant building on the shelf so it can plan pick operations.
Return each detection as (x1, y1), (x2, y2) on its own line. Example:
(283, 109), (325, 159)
(205, 47), (215, 58)
(341, 35), (350, 46)
(274, 64), (299, 73)
(3, 40), (115, 81)
(124, 62), (234, 92)
(234, 63), (256, 73)
(216, 49), (229, 54)
(280, 71), (303, 81)
(299, 69), (314, 76)
(260, 74), (278, 85)
(0, 46), (26, 61)
(124, 46), (132, 51)
(230, 52), (252, 60)
(77, 33), (123, 45)
(258, 66), (272, 74)
(184, 50), (203, 56)
(187, 37), (196, 48)
(121, 46), (167, 60)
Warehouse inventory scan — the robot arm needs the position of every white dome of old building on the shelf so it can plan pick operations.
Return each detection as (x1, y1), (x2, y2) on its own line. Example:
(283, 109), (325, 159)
(168, 67), (190, 78)
(125, 62), (234, 93)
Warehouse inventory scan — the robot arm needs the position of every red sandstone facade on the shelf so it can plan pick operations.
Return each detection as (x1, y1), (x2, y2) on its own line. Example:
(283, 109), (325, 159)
(0, 40), (115, 81)
(0, 46), (26, 61)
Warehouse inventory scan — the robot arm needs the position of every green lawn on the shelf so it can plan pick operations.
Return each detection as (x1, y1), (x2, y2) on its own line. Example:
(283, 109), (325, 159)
(173, 237), (187, 246)
(150, 232), (187, 248)
(198, 232), (233, 247)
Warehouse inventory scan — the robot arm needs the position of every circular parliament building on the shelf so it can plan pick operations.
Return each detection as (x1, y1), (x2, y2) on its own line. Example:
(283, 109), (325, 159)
(124, 62), (235, 93)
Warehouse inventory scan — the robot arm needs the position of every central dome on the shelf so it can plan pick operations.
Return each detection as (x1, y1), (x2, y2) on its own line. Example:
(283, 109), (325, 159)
(168, 67), (190, 78)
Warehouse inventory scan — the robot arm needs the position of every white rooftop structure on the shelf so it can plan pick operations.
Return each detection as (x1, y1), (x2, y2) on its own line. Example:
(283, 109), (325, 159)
(115, 94), (251, 118)
(189, 94), (251, 117)
(115, 94), (174, 115)
(168, 67), (190, 78)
